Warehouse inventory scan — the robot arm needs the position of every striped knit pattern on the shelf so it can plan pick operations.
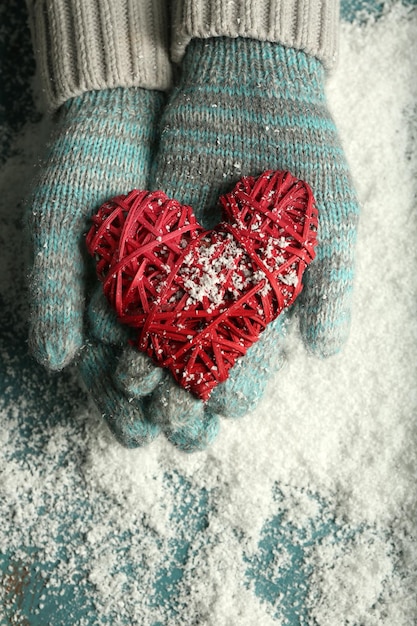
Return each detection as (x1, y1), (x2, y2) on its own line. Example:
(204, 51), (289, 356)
(88, 307), (219, 449)
(149, 37), (359, 357)
(116, 37), (359, 445)
(25, 0), (172, 110)
(149, 380), (221, 452)
(171, 0), (339, 69)
(26, 87), (165, 370)
(78, 342), (160, 448)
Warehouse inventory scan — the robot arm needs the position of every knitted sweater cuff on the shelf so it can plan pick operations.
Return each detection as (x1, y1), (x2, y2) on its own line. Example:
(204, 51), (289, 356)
(26, 0), (173, 111)
(171, 0), (339, 69)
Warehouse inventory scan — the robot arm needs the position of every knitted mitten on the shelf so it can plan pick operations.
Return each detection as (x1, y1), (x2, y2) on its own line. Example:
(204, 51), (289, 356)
(92, 37), (359, 451)
(88, 295), (221, 452)
(26, 87), (165, 369)
(78, 341), (161, 448)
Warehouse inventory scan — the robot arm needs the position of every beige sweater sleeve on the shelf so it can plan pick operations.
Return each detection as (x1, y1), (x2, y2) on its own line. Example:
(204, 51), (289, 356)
(25, 0), (173, 110)
(26, 0), (339, 111)
(171, 0), (339, 69)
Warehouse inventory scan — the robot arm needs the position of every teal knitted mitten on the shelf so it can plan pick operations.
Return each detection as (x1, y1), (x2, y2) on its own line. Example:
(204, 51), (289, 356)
(88, 294), (220, 452)
(92, 38), (359, 451)
(26, 87), (165, 370)
(77, 341), (161, 449)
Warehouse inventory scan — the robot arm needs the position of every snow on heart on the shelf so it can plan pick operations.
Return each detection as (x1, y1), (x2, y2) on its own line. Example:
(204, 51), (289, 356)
(86, 170), (318, 401)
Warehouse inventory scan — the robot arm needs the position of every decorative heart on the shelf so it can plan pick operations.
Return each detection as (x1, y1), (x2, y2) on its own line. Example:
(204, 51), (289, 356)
(86, 170), (318, 401)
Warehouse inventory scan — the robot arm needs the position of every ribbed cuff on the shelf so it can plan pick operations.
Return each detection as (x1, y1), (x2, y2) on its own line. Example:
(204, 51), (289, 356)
(26, 0), (173, 111)
(171, 0), (339, 69)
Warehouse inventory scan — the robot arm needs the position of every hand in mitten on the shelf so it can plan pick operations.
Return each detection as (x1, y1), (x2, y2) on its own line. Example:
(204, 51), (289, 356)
(89, 38), (359, 452)
(26, 87), (165, 369)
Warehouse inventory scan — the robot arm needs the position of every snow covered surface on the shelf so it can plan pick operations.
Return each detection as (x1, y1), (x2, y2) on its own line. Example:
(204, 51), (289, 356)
(0, 5), (416, 625)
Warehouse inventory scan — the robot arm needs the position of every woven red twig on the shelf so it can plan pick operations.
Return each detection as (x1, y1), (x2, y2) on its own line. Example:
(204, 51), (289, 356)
(86, 170), (318, 401)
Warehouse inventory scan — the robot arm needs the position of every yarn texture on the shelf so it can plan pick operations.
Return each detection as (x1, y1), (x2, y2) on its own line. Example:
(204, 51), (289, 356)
(104, 38), (359, 449)
(26, 88), (165, 370)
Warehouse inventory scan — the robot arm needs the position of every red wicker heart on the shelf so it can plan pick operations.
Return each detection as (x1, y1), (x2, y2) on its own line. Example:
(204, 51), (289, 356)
(86, 170), (318, 401)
